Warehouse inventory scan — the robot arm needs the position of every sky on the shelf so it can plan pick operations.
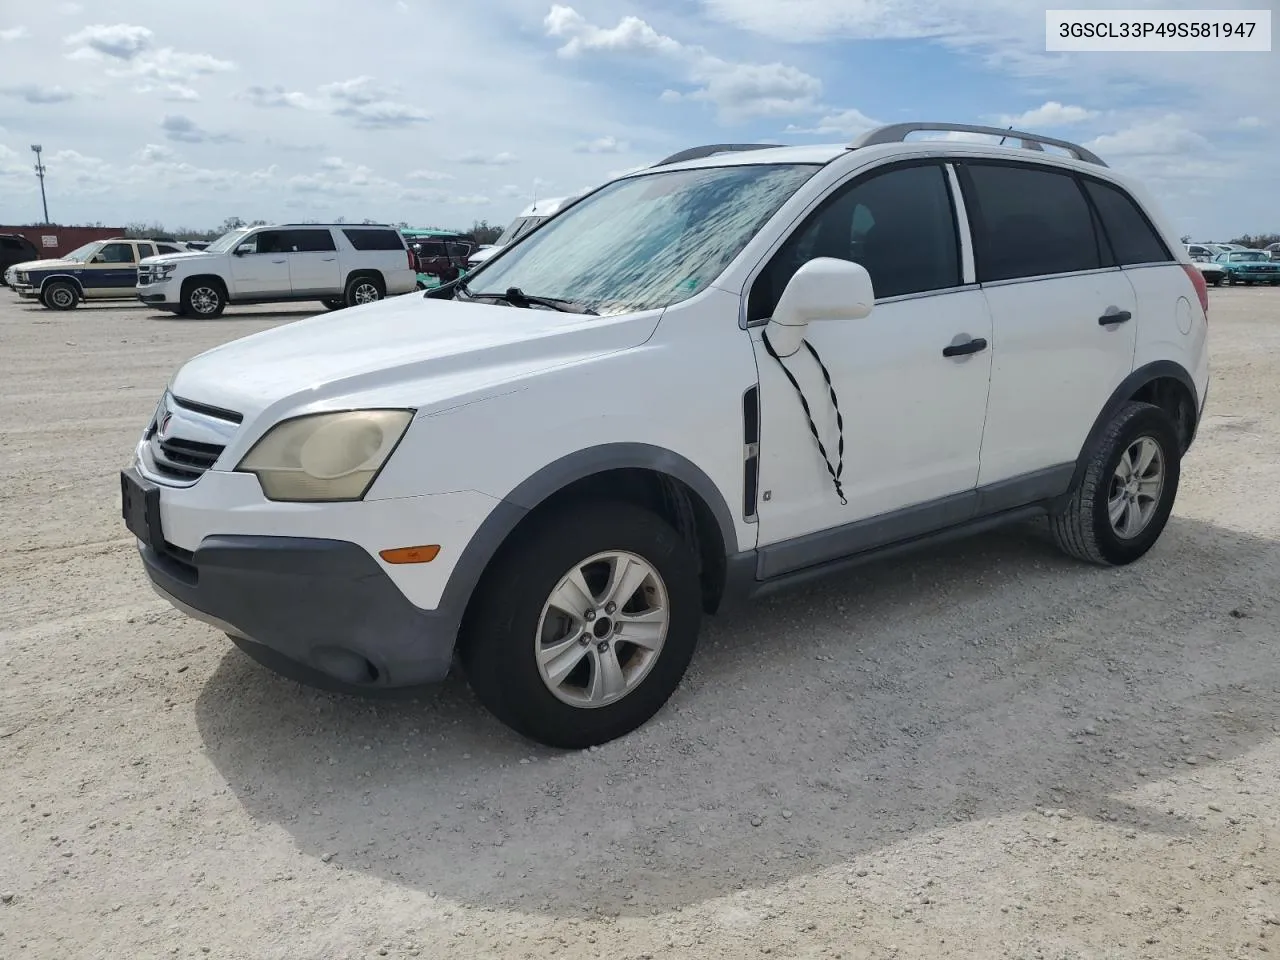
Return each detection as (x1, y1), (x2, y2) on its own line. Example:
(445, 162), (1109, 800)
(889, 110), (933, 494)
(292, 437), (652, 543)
(0, 0), (1276, 240)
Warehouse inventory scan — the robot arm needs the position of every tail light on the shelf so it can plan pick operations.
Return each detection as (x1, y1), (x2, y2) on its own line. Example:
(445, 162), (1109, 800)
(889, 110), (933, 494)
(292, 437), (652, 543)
(406, 248), (414, 270)
(1181, 263), (1209, 318)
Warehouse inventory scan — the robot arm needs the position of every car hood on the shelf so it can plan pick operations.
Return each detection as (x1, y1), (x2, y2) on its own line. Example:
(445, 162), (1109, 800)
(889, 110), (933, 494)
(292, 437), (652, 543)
(14, 258), (80, 272)
(140, 251), (218, 266)
(169, 294), (660, 422)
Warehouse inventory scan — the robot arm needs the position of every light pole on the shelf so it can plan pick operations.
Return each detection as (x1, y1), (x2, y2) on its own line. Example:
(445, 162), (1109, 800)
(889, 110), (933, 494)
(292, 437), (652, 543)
(31, 145), (49, 224)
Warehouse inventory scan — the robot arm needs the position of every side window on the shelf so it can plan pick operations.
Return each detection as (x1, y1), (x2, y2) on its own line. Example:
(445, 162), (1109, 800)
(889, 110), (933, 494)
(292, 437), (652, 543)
(962, 162), (1101, 282)
(283, 229), (338, 253)
(137, 243), (156, 259)
(342, 228), (404, 251)
(0, 237), (22, 251)
(250, 231), (284, 255)
(98, 242), (136, 264)
(445, 241), (472, 258)
(749, 162), (960, 320)
(419, 241), (447, 258)
(1081, 178), (1171, 266)
(156, 244), (180, 255)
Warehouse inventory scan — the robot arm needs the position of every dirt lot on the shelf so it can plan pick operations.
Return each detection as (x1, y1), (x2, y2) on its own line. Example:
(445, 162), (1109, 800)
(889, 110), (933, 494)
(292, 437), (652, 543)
(1, 288), (1279, 960)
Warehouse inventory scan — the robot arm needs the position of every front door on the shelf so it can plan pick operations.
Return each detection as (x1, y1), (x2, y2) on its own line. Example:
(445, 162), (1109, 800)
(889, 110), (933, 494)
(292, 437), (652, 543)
(282, 228), (341, 295)
(747, 161), (994, 575)
(955, 161), (1139, 486)
(228, 229), (291, 296)
(82, 240), (138, 298)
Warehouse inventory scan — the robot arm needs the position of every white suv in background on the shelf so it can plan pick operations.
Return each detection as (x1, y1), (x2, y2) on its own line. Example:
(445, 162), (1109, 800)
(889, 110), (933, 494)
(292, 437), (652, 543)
(122, 122), (1209, 749)
(136, 223), (417, 317)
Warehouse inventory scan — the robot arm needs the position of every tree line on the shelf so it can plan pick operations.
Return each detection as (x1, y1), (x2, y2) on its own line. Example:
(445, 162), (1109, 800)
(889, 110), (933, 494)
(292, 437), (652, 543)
(120, 217), (505, 245)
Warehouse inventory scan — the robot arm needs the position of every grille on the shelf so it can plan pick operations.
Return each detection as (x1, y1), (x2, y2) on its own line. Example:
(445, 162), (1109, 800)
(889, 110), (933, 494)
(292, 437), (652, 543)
(143, 394), (239, 483)
(152, 436), (224, 480)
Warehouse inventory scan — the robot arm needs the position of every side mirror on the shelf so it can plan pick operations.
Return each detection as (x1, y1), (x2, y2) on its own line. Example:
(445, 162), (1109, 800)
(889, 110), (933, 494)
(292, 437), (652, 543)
(233, 246), (248, 257)
(91, 254), (106, 264)
(766, 257), (875, 357)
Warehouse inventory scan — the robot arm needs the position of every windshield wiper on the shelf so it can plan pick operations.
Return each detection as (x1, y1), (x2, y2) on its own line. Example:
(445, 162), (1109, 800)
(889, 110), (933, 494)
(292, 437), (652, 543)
(471, 286), (597, 315)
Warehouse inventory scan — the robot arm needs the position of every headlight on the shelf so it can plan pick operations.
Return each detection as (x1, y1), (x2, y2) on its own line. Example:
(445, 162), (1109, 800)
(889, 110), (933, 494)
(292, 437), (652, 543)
(153, 263), (177, 280)
(236, 409), (414, 502)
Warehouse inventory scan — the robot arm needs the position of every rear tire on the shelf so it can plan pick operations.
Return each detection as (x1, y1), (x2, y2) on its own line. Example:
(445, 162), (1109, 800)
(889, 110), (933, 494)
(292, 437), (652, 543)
(182, 279), (226, 318)
(1050, 401), (1181, 566)
(321, 298), (346, 311)
(344, 274), (384, 308)
(42, 281), (79, 310)
(460, 500), (702, 749)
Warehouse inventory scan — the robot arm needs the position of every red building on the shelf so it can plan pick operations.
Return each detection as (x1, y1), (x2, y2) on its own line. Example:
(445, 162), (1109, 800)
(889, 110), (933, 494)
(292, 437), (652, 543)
(0, 224), (126, 259)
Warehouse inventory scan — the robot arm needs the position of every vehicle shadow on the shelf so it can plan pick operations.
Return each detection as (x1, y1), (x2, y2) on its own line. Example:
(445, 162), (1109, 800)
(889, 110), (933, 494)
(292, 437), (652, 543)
(193, 514), (1280, 917)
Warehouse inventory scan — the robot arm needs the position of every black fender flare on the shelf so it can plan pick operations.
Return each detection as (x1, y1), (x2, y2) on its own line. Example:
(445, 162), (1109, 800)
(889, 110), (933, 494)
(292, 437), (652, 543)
(1067, 359), (1200, 495)
(433, 442), (739, 619)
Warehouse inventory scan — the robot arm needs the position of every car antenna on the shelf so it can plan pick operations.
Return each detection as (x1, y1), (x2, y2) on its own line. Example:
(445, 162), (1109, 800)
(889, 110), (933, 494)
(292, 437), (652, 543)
(998, 125), (1012, 146)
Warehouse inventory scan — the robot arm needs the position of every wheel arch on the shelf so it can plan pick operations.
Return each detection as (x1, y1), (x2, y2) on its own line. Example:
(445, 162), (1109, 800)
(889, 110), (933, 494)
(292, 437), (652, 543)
(1069, 360), (1200, 494)
(440, 444), (740, 629)
(36, 273), (84, 296)
(182, 274), (228, 295)
(345, 268), (385, 290)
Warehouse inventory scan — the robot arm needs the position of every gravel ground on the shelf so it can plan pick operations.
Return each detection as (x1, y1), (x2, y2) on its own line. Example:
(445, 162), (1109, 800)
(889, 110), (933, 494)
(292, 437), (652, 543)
(1, 288), (1278, 960)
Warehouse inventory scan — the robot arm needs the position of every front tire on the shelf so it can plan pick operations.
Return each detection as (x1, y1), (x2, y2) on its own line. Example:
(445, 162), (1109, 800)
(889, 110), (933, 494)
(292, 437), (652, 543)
(1050, 401), (1181, 566)
(344, 274), (384, 308)
(182, 280), (226, 318)
(42, 281), (79, 310)
(460, 501), (702, 749)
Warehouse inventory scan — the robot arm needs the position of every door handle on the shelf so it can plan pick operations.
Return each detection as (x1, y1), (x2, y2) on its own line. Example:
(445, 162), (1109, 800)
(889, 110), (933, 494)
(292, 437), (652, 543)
(271, 259), (287, 264)
(1099, 310), (1132, 326)
(321, 257), (336, 262)
(942, 337), (988, 358)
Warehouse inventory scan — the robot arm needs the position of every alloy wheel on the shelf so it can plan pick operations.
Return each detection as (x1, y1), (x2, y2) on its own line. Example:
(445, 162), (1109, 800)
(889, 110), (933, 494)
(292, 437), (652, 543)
(1108, 436), (1165, 539)
(535, 551), (669, 708)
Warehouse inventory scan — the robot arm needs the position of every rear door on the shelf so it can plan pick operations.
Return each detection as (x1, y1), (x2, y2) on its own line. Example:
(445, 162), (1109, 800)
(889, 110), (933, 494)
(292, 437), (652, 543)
(283, 229), (341, 295)
(958, 160), (1138, 486)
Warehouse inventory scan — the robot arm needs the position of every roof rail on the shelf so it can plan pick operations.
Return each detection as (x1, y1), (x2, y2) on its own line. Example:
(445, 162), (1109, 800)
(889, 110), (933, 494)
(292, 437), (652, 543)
(849, 122), (1107, 167)
(280, 222), (392, 228)
(652, 143), (779, 167)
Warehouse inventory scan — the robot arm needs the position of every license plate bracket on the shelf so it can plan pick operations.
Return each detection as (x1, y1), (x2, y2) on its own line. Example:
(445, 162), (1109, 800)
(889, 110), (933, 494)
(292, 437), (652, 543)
(121, 467), (164, 552)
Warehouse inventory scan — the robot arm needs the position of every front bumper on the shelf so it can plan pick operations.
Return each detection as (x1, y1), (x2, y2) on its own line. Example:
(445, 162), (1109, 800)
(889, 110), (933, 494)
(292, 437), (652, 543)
(141, 532), (459, 690)
(136, 281), (181, 305)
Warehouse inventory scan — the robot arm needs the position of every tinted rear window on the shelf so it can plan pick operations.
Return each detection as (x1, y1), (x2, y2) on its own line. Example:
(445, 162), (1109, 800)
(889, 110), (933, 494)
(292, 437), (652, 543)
(343, 228), (405, 251)
(1083, 178), (1170, 266)
(963, 162), (1101, 282)
(284, 229), (337, 252)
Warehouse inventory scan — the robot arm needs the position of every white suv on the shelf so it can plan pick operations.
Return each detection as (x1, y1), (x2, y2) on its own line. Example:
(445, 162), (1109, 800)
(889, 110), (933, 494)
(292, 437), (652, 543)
(136, 223), (417, 317)
(122, 122), (1209, 748)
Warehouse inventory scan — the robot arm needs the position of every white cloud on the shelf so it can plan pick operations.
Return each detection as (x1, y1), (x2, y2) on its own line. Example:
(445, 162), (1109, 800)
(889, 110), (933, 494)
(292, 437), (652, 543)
(160, 114), (237, 144)
(64, 23), (235, 97)
(136, 143), (178, 164)
(0, 84), (75, 105)
(242, 84), (314, 109)
(65, 23), (154, 60)
(407, 169), (454, 181)
(787, 107), (880, 137)
(574, 135), (626, 154)
(1236, 116), (1268, 130)
(447, 194), (491, 205)
(498, 184), (525, 197)
(458, 151), (518, 166)
(318, 76), (430, 128)
(1086, 117), (1210, 158)
(544, 5), (823, 121)
(998, 101), (1096, 128)
(0, 26), (29, 41)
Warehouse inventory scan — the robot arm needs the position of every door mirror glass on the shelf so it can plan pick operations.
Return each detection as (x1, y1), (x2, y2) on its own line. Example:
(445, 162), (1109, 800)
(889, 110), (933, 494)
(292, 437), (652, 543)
(767, 258), (875, 357)
(91, 254), (105, 263)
